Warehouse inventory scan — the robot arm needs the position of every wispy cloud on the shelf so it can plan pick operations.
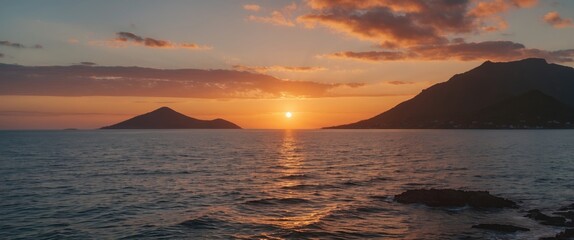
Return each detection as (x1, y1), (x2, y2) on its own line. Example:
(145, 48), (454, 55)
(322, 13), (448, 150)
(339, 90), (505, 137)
(387, 81), (415, 85)
(79, 62), (97, 66)
(243, 4), (261, 12)
(232, 64), (327, 73)
(0, 64), (364, 99)
(544, 11), (573, 28)
(469, 0), (537, 17)
(247, 2), (297, 27)
(0, 41), (43, 49)
(93, 32), (212, 50)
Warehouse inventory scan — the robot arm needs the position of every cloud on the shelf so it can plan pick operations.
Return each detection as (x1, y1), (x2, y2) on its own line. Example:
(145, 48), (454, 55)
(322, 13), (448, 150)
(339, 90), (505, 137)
(298, 0), (537, 47)
(232, 65), (327, 73)
(0, 111), (128, 117)
(248, 2), (297, 27)
(68, 38), (79, 44)
(79, 62), (97, 66)
(249, 11), (295, 27)
(301, 1), (574, 64)
(243, 4), (261, 12)
(324, 41), (574, 62)
(0, 53), (3, 58)
(544, 11), (573, 28)
(0, 41), (42, 49)
(469, 0), (537, 17)
(103, 32), (212, 50)
(387, 80), (415, 85)
(0, 64), (364, 99)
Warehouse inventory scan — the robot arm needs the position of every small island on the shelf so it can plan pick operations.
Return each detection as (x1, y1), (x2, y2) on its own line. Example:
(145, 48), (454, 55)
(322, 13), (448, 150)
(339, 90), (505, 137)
(101, 107), (241, 129)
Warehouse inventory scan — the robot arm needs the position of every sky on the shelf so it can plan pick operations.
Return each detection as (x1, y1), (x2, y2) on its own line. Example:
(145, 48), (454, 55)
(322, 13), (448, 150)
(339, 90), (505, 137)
(1, 0), (574, 129)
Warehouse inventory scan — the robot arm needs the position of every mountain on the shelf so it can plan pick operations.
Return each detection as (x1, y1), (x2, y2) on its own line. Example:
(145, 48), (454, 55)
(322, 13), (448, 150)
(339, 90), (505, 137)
(326, 58), (574, 129)
(101, 107), (241, 129)
(472, 90), (574, 128)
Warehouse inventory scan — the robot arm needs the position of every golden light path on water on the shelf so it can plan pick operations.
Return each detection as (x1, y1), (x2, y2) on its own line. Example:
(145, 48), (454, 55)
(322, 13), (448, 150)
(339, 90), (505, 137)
(272, 130), (337, 229)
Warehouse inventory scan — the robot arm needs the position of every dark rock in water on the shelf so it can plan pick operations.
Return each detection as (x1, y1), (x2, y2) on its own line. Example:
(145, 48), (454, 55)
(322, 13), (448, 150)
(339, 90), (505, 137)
(525, 209), (568, 227)
(394, 189), (517, 208)
(471, 223), (529, 232)
(560, 204), (574, 211)
(555, 229), (574, 239)
(554, 211), (574, 221)
(540, 228), (574, 240)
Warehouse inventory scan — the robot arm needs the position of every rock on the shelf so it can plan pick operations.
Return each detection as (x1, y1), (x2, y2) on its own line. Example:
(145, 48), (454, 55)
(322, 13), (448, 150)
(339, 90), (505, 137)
(539, 228), (574, 240)
(554, 211), (574, 221)
(560, 204), (574, 211)
(394, 189), (518, 209)
(472, 223), (530, 232)
(555, 229), (574, 239)
(525, 209), (568, 227)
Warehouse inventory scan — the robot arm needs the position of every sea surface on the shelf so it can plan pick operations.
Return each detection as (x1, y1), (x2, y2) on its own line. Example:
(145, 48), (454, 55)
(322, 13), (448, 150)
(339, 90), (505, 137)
(1, 130), (573, 239)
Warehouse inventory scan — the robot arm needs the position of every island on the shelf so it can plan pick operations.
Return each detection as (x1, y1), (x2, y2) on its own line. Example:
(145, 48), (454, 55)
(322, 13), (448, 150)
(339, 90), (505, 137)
(101, 107), (241, 129)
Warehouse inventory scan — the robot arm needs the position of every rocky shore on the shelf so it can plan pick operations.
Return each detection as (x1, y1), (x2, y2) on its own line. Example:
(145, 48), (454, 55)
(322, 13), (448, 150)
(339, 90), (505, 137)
(395, 188), (574, 239)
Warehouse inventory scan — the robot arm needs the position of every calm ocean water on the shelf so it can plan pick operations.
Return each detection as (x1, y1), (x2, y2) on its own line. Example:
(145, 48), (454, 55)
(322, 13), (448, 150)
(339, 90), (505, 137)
(1, 130), (573, 239)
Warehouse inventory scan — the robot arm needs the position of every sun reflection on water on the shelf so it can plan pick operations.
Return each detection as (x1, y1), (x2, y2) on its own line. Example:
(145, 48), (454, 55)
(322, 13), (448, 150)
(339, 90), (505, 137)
(276, 129), (303, 189)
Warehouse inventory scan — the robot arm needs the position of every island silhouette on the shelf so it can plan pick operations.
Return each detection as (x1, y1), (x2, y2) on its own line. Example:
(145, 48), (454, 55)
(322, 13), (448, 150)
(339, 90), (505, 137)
(326, 58), (574, 129)
(101, 107), (241, 129)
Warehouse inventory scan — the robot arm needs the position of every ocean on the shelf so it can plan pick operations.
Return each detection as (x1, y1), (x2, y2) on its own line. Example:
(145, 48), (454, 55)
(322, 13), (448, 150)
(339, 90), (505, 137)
(1, 130), (573, 239)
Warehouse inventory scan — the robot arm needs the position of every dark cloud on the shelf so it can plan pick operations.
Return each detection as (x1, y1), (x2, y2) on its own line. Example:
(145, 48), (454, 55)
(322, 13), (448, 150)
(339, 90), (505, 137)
(0, 41), (42, 49)
(326, 41), (574, 62)
(297, 1), (563, 63)
(0, 64), (363, 99)
(0, 53), (4, 58)
(116, 32), (144, 42)
(116, 32), (169, 47)
(327, 41), (574, 62)
(298, 0), (536, 47)
(0, 41), (25, 48)
(113, 32), (211, 50)
(79, 62), (97, 66)
(0, 111), (128, 117)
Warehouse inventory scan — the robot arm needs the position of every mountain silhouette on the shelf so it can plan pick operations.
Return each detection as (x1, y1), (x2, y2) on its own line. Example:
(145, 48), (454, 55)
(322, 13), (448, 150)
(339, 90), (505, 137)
(101, 107), (241, 129)
(473, 90), (574, 128)
(326, 58), (574, 129)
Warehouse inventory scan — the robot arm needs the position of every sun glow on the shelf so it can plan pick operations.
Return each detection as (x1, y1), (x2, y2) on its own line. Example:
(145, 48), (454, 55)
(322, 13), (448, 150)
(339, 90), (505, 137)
(285, 112), (293, 118)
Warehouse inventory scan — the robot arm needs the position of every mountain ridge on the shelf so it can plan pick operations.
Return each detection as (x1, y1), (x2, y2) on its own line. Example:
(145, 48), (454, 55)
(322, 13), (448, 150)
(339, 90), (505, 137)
(325, 58), (574, 129)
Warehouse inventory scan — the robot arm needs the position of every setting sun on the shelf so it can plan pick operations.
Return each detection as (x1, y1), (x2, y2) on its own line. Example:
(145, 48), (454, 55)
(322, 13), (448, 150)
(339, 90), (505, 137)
(285, 112), (293, 118)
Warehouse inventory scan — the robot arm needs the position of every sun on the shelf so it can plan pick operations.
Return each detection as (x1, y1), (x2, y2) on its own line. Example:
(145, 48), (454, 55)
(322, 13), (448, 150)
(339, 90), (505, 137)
(285, 112), (293, 118)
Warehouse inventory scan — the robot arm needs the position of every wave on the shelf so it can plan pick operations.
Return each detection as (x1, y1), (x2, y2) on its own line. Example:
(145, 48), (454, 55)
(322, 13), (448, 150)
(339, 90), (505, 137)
(281, 184), (338, 190)
(340, 176), (394, 186)
(178, 216), (229, 229)
(277, 173), (312, 180)
(244, 197), (313, 206)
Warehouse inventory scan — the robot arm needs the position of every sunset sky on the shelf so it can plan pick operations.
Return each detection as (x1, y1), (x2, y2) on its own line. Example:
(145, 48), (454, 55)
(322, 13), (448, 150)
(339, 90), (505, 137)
(1, 0), (574, 129)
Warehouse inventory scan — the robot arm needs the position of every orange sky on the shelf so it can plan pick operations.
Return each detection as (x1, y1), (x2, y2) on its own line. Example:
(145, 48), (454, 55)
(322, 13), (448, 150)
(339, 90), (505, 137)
(0, 95), (411, 129)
